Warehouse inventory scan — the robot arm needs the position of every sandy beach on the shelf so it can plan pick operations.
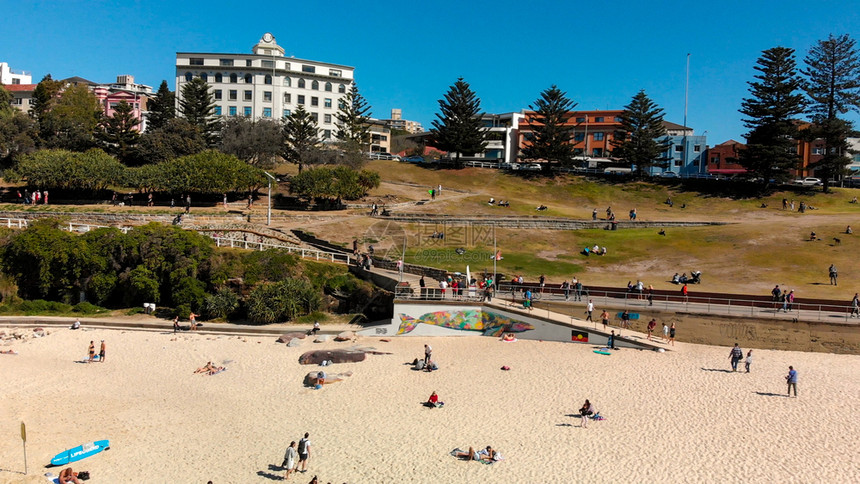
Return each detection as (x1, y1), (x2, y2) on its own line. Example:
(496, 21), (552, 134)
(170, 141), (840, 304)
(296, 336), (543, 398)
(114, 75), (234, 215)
(2, 325), (859, 483)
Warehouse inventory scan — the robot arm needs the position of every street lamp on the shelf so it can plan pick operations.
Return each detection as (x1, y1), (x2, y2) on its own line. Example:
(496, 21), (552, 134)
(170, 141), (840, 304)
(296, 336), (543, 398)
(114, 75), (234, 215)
(263, 171), (276, 226)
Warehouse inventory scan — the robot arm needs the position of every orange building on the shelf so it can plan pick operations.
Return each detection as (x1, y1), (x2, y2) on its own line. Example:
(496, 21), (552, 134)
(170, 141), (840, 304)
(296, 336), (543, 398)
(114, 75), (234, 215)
(518, 109), (623, 160)
(706, 140), (746, 175)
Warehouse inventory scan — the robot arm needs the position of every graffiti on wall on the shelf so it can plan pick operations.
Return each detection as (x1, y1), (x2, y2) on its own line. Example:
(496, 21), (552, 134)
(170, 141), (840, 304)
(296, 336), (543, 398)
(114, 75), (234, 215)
(397, 310), (535, 336)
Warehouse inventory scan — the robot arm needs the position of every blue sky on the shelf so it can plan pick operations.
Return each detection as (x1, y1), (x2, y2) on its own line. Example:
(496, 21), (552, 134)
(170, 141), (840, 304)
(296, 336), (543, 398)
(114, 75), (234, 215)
(3, 0), (859, 144)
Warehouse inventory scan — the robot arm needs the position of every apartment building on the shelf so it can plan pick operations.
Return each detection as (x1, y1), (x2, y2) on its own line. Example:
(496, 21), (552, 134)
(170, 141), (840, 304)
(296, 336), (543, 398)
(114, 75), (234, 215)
(4, 83), (37, 114)
(382, 109), (423, 134)
(0, 62), (32, 85)
(175, 33), (354, 140)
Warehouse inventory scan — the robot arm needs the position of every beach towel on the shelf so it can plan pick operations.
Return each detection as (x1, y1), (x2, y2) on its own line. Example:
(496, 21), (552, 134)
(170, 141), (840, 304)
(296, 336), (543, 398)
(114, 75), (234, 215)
(208, 368), (227, 375)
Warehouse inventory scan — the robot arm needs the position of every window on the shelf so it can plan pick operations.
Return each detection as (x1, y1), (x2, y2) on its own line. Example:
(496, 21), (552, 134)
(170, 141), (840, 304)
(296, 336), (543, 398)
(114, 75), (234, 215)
(230, 73), (238, 83)
(329, 69), (342, 77)
(263, 107), (272, 118)
(229, 90), (237, 100)
(694, 145), (701, 153)
(325, 82), (332, 92)
(214, 73), (222, 83)
(284, 62), (291, 70)
(674, 158), (682, 167)
(283, 109), (291, 118)
(200, 73), (208, 82)
(246, 60), (252, 67)
(674, 145), (684, 152)
(298, 79), (305, 88)
(710, 156), (720, 163)
(593, 132), (604, 141)
(229, 106), (237, 116)
(380, 135), (388, 141)
(284, 77), (291, 87)
(594, 117), (604, 122)
(323, 129), (332, 139)
(324, 114), (332, 124)
(338, 84), (346, 93)
(11, 98), (22, 105)
(311, 113), (318, 122)
(615, 117), (623, 122)
(574, 133), (585, 142)
(264, 91), (272, 101)
(302, 65), (315, 73)
(324, 98), (332, 108)
(244, 74), (253, 84)
(264, 75), (272, 85)
(576, 117), (586, 123)
(109, 102), (119, 109)
(592, 148), (603, 157)
(214, 90), (222, 100)
(244, 90), (252, 101)
(812, 147), (824, 155)
(338, 99), (346, 109)
(262, 60), (274, 68)
(214, 106), (222, 116)
(284, 93), (291, 103)
(189, 58), (204, 65)
(220, 59), (234, 66)
(264, 49), (271, 55)
(244, 106), (252, 117)
(311, 96), (319, 106)
(185, 72), (193, 82)
(311, 80), (319, 90)
(298, 95), (305, 105)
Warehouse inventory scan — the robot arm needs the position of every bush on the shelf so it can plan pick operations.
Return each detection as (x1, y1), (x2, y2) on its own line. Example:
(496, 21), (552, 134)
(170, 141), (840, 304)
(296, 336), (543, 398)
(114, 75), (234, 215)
(175, 304), (191, 319)
(172, 277), (207, 313)
(246, 279), (321, 324)
(72, 302), (108, 314)
(121, 265), (160, 306)
(204, 287), (239, 319)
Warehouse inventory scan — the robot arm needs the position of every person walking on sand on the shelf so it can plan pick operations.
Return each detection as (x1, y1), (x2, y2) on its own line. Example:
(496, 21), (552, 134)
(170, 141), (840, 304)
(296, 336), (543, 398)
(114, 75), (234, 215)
(424, 344), (432, 366)
(99, 340), (106, 363)
(282, 441), (298, 479)
(646, 319), (656, 340)
(669, 322), (676, 346)
(662, 323), (669, 342)
(579, 399), (595, 428)
(786, 366), (798, 397)
(745, 350), (753, 373)
(600, 309), (609, 330)
(88, 341), (95, 362)
(297, 432), (310, 472)
(585, 300), (594, 322)
(729, 343), (743, 372)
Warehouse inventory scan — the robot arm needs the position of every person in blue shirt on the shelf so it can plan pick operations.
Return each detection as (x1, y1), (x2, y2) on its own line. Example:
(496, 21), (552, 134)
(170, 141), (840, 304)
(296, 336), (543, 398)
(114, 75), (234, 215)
(523, 289), (533, 310)
(786, 366), (798, 397)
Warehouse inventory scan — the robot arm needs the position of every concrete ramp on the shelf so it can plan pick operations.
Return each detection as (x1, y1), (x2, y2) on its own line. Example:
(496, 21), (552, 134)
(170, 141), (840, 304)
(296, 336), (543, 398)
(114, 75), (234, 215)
(358, 300), (667, 351)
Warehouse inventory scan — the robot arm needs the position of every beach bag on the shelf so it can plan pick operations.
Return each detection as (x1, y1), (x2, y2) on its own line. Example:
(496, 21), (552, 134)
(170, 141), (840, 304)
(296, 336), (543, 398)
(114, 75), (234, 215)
(78, 471), (91, 480)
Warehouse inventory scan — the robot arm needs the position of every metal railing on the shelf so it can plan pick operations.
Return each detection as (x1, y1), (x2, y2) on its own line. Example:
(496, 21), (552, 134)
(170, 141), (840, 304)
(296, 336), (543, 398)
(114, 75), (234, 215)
(210, 236), (353, 265)
(395, 286), (488, 302)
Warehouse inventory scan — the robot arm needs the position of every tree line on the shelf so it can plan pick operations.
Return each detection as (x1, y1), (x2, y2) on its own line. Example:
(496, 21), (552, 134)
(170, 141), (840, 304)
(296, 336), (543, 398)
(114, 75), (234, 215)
(0, 219), (372, 323)
(427, 34), (860, 188)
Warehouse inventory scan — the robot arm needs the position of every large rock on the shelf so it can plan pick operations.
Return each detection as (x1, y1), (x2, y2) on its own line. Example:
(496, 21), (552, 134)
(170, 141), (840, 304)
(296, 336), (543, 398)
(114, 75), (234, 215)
(277, 332), (307, 344)
(303, 370), (353, 386)
(298, 349), (367, 365)
(314, 335), (329, 343)
(287, 338), (302, 347)
(334, 331), (355, 342)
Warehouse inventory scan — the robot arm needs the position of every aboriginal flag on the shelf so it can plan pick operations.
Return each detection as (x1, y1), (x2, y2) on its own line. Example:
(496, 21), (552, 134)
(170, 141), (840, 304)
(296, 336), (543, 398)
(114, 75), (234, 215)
(571, 331), (589, 343)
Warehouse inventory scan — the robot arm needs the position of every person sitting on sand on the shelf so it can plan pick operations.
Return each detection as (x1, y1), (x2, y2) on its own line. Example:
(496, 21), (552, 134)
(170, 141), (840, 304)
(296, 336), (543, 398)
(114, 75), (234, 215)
(70, 319), (81, 330)
(502, 333), (516, 342)
(310, 321), (320, 336)
(195, 362), (216, 374)
(426, 391), (444, 408)
(579, 399), (595, 428)
(58, 467), (81, 484)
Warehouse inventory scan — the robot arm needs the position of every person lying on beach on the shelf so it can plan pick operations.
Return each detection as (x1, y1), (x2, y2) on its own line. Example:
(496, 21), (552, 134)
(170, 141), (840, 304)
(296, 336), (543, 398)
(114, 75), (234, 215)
(58, 467), (81, 484)
(0, 349), (17, 355)
(478, 446), (499, 462)
(455, 447), (481, 461)
(195, 362), (216, 374)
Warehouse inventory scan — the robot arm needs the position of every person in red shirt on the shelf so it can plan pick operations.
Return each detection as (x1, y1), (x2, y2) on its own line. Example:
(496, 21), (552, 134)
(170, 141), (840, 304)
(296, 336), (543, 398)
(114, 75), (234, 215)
(647, 319), (657, 340)
(681, 283), (688, 301)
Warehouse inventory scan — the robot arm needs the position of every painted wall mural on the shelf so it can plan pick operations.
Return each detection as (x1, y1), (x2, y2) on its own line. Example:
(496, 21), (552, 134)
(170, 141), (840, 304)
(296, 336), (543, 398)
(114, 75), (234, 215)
(397, 310), (535, 336)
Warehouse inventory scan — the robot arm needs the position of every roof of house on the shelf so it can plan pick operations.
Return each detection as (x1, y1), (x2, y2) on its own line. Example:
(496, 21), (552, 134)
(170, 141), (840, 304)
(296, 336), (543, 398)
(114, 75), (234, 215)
(61, 76), (98, 86)
(716, 139), (745, 146)
(2, 83), (37, 92)
(662, 121), (691, 130)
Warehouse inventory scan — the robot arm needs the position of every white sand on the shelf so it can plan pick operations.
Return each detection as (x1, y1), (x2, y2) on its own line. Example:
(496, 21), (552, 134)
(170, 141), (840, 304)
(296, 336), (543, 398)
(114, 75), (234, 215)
(1, 327), (859, 483)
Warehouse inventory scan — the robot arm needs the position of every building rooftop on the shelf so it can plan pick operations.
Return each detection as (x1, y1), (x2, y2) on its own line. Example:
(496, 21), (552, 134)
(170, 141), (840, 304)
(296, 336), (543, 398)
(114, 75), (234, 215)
(2, 83), (37, 91)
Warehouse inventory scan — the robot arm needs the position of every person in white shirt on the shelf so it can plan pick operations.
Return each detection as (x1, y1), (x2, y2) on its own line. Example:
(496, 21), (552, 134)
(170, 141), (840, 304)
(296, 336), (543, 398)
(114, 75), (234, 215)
(586, 300), (594, 322)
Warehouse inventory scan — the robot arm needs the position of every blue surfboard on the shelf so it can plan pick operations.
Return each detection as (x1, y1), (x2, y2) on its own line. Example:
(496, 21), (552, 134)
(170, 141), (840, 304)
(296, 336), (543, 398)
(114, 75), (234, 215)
(51, 439), (110, 466)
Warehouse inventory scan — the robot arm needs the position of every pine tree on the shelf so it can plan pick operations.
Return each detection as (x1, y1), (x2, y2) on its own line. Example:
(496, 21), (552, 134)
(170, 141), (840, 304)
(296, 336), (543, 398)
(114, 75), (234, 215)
(0, 85), (13, 115)
(611, 90), (670, 177)
(147, 80), (175, 131)
(520, 85), (576, 172)
(283, 105), (320, 172)
(430, 78), (486, 167)
(98, 100), (140, 163)
(737, 46), (806, 184)
(178, 78), (218, 145)
(802, 34), (860, 192)
(31, 74), (64, 145)
(335, 84), (371, 146)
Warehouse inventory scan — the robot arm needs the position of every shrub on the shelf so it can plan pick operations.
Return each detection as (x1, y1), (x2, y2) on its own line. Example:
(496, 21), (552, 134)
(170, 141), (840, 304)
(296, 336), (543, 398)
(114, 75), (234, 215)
(246, 279), (321, 324)
(204, 287), (239, 319)
(72, 302), (108, 314)
(172, 277), (207, 313)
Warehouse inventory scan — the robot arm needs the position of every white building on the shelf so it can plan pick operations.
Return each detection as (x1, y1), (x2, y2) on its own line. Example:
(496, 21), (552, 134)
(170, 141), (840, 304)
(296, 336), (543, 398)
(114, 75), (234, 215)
(0, 62), (32, 85)
(175, 33), (354, 141)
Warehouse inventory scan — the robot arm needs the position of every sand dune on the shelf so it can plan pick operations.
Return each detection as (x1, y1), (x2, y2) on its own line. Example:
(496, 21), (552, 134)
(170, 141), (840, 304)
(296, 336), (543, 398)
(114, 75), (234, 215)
(1, 327), (859, 483)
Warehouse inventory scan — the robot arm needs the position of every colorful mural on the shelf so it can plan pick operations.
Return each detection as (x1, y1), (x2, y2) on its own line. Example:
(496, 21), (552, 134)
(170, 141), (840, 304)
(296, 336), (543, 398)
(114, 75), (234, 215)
(397, 310), (535, 336)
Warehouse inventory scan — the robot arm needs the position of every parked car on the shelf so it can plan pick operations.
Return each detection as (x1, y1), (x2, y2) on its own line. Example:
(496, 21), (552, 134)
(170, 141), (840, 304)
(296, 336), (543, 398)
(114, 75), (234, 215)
(522, 163), (543, 171)
(794, 177), (823, 186)
(402, 155), (425, 163)
(660, 171), (680, 178)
